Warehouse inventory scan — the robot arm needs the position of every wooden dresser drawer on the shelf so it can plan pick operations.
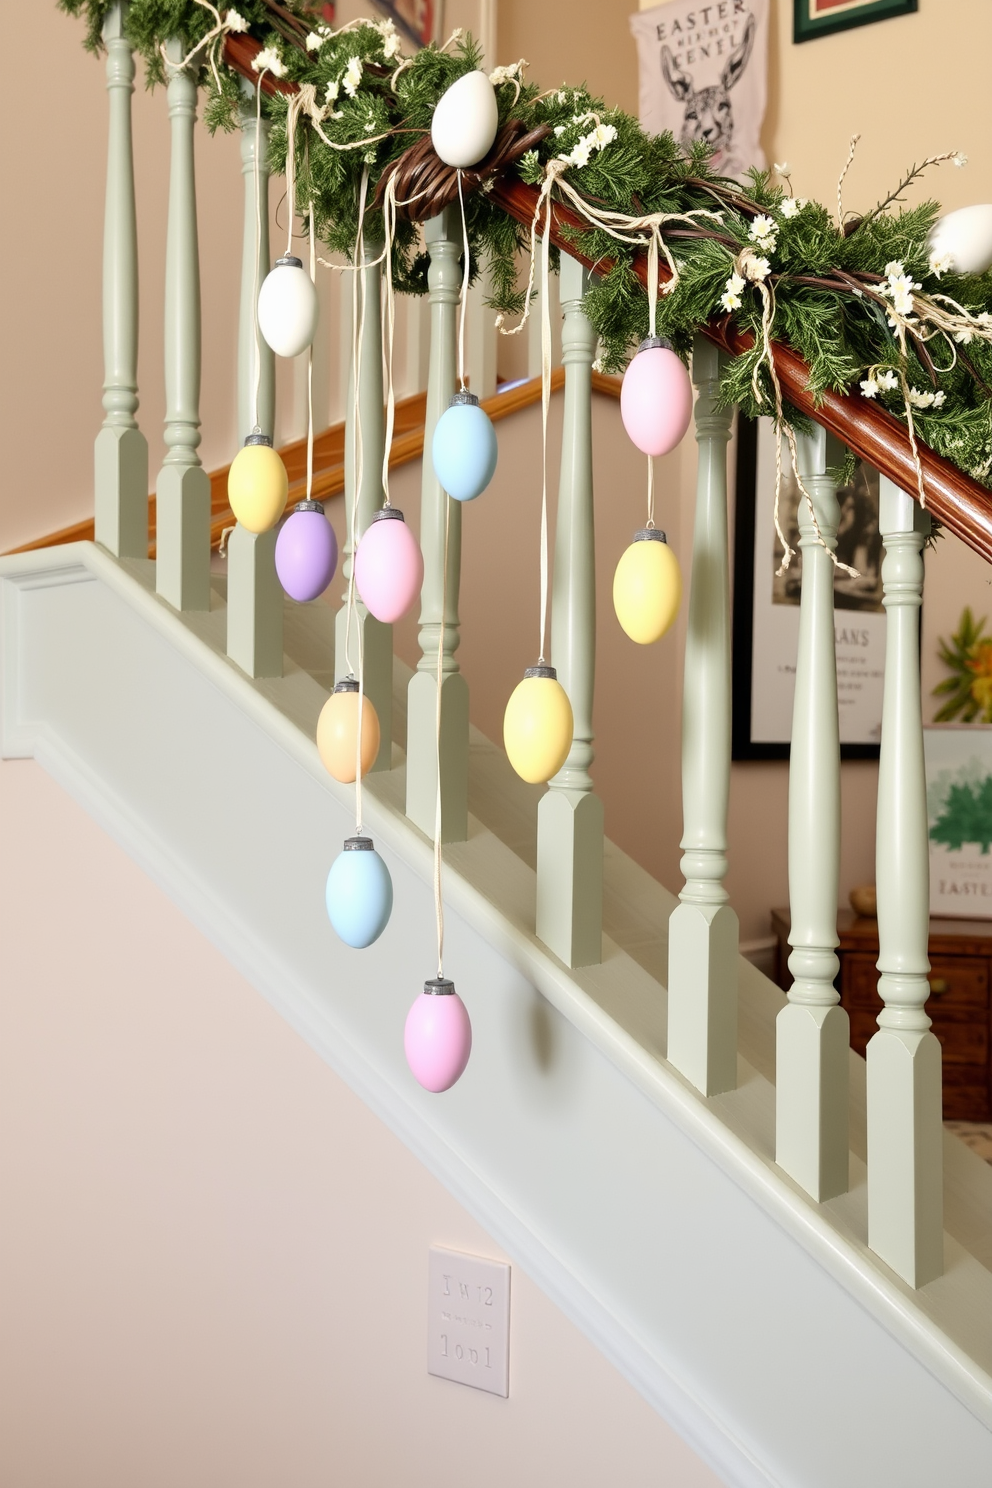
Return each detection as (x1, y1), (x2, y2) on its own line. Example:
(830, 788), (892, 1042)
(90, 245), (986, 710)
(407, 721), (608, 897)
(842, 953), (991, 1120)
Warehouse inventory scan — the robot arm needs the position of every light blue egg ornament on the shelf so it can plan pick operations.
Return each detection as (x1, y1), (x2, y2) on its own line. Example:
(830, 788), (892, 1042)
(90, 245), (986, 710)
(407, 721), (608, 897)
(326, 836), (393, 948)
(431, 391), (498, 502)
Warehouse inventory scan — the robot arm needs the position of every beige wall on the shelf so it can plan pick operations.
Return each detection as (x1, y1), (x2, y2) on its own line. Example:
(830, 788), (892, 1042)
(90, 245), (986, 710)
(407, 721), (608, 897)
(0, 756), (719, 1488)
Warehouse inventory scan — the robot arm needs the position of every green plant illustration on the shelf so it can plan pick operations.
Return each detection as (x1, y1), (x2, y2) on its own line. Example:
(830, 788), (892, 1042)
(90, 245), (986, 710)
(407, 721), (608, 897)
(930, 775), (992, 853)
(933, 607), (992, 722)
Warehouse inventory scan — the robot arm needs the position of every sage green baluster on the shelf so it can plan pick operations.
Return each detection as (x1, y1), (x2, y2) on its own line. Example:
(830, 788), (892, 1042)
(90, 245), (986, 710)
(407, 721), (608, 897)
(227, 81), (282, 678)
(334, 240), (392, 769)
(776, 428), (850, 1200)
(406, 208), (468, 841)
(94, 1), (148, 559)
(868, 475), (942, 1287)
(536, 254), (602, 967)
(667, 337), (738, 1095)
(155, 37), (211, 611)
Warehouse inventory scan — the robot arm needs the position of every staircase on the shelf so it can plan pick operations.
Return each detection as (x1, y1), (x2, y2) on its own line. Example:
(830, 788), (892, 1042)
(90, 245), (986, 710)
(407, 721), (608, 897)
(6, 7), (992, 1485)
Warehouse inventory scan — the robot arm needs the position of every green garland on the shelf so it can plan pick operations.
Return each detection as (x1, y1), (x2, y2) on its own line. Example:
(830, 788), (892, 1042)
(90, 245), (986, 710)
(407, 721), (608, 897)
(60, 0), (992, 490)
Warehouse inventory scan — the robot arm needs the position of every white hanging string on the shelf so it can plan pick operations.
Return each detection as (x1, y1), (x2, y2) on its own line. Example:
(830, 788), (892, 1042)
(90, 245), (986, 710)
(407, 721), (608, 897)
(306, 189), (316, 504)
(537, 192), (553, 664)
(456, 171), (471, 391)
(380, 176), (400, 509)
(347, 168), (371, 833)
(250, 74), (266, 436)
(434, 497), (451, 978)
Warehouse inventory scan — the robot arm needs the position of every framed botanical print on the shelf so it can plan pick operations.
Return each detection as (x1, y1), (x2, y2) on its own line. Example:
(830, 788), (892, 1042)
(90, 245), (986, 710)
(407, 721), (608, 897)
(794, 0), (917, 44)
(732, 415), (885, 760)
(925, 725), (992, 919)
(371, 0), (435, 48)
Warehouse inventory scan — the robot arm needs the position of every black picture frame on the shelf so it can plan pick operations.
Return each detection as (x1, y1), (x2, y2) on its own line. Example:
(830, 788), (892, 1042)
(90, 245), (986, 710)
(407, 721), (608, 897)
(794, 0), (917, 45)
(732, 415), (883, 762)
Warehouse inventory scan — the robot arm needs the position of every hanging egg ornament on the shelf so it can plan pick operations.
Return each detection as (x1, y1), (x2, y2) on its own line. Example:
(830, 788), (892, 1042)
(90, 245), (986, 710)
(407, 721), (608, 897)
(354, 508), (424, 623)
(257, 255), (319, 359)
(227, 433), (288, 534)
(503, 665), (574, 785)
(430, 71), (499, 169)
(404, 978), (472, 1092)
(326, 835), (393, 948)
(431, 391), (499, 502)
(613, 528), (682, 644)
(928, 204), (992, 276)
(620, 337), (693, 457)
(275, 500), (338, 601)
(316, 678), (380, 783)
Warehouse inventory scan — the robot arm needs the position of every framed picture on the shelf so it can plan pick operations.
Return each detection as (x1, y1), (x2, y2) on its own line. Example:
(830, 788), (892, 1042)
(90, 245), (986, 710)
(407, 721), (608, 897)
(732, 415), (885, 760)
(794, 0), (917, 44)
(371, 0), (436, 48)
(925, 726), (992, 919)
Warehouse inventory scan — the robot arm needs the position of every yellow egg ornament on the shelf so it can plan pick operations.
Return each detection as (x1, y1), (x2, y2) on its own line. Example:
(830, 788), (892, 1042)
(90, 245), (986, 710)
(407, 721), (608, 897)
(613, 528), (682, 644)
(503, 665), (574, 785)
(227, 433), (288, 535)
(316, 679), (381, 783)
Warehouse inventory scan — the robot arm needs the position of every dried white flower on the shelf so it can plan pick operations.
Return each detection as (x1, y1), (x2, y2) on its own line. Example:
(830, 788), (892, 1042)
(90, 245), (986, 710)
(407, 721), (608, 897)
(252, 46), (285, 77)
(955, 328), (975, 344)
(224, 10), (248, 33)
(860, 377), (879, 399)
(907, 387), (946, 409)
(884, 260), (905, 278)
(592, 356), (605, 373)
(726, 273), (746, 296)
(343, 55), (364, 96)
(325, 77), (340, 105)
(877, 370), (899, 391)
(554, 124), (567, 136)
(954, 152), (969, 168)
(978, 311), (992, 328)
(748, 214), (777, 251)
(591, 123), (617, 149)
(928, 250), (954, 278)
(720, 289), (742, 313)
(879, 263), (920, 318)
(743, 254), (771, 282)
(559, 122), (615, 170)
(779, 197), (808, 220)
(490, 61), (524, 86)
(375, 18), (403, 58)
(773, 161), (791, 176)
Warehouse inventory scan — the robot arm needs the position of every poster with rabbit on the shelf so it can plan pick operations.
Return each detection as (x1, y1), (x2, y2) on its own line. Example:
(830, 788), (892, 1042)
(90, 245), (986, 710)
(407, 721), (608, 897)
(629, 0), (769, 180)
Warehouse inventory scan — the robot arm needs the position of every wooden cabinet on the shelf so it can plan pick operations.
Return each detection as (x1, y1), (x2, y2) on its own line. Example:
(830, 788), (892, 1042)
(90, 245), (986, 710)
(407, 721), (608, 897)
(770, 909), (992, 1121)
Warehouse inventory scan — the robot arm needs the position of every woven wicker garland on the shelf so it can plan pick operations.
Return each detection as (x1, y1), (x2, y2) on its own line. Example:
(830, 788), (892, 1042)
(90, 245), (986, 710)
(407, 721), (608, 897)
(372, 119), (552, 223)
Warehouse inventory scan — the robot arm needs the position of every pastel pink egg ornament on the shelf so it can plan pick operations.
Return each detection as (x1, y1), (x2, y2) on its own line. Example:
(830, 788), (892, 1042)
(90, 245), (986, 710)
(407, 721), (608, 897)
(620, 337), (693, 457)
(404, 978), (472, 1093)
(354, 507), (424, 624)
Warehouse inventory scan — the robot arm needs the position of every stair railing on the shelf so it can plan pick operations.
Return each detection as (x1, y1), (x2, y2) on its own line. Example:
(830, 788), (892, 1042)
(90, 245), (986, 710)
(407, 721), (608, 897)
(88, 31), (980, 1290)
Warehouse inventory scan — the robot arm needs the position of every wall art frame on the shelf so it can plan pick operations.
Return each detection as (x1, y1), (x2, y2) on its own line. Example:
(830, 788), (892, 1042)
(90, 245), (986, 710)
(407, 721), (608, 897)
(925, 724), (992, 920)
(793, 0), (917, 45)
(732, 414), (885, 761)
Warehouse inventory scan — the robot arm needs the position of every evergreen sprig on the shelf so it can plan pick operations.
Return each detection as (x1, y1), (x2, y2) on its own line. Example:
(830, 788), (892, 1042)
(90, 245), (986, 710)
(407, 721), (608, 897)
(58, 0), (992, 490)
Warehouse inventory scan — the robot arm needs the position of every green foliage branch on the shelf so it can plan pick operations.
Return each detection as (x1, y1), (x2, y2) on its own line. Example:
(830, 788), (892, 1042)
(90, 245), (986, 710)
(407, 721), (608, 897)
(60, 0), (992, 491)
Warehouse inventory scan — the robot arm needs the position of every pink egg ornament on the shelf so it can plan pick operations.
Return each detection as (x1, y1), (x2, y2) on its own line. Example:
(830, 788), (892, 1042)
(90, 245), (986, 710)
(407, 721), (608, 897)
(354, 507), (424, 624)
(404, 979), (472, 1093)
(620, 337), (693, 457)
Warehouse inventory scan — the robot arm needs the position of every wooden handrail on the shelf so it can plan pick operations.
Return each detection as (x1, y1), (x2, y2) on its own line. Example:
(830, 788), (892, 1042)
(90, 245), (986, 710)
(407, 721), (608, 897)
(222, 36), (992, 563)
(489, 179), (992, 562)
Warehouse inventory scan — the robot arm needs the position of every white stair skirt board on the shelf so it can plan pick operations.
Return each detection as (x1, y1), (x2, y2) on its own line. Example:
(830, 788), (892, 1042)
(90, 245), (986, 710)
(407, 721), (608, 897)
(4, 544), (992, 1488)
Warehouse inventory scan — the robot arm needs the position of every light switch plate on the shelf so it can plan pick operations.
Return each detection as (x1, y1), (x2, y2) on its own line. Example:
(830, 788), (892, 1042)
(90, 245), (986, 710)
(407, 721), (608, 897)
(427, 1246), (510, 1397)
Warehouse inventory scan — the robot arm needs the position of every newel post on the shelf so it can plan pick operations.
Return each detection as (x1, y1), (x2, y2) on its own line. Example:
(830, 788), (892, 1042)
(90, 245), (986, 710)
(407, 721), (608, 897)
(536, 253), (603, 967)
(227, 81), (282, 678)
(406, 208), (469, 841)
(334, 240), (393, 769)
(155, 37), (211, 611)
(868, 475), (942, 1288)
(94, 0), (148, 558)
(776, 428), (850, 1200)
(667, 336), (738, 1095)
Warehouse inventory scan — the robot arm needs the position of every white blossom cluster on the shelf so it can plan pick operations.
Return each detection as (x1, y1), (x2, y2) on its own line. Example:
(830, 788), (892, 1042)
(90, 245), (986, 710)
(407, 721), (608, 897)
(224, 10), (248, 34)
(252, 45), (285, 78)
(557, 120), (617, 170)
(907, 386), (947, 409)
(748, 214), (777, 253)
(490, 60), (524, 87)
(859, 369), (899, 398)
(720, 272), (746, 313)
(928, 249), (955, 278)
(878, 261), (920, 322)
(779, 197), (808, 219)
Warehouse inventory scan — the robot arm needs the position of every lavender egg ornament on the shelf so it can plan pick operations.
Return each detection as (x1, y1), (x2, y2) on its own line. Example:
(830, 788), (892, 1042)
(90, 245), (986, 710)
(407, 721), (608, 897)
(325, 836), (393, 949)
(275, 501), (338, 602)
(354, 507), (424, 624)
(620, 337), (693, 457)
(431, 391), (498, 502)
(404, 979), (472, 1093)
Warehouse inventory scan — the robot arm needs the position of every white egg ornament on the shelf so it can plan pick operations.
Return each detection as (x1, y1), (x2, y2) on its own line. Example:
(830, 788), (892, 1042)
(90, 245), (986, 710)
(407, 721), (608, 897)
(257, 255), (319, 359)
(431, 71), (499, 169)
(929, 205), (992, 277)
